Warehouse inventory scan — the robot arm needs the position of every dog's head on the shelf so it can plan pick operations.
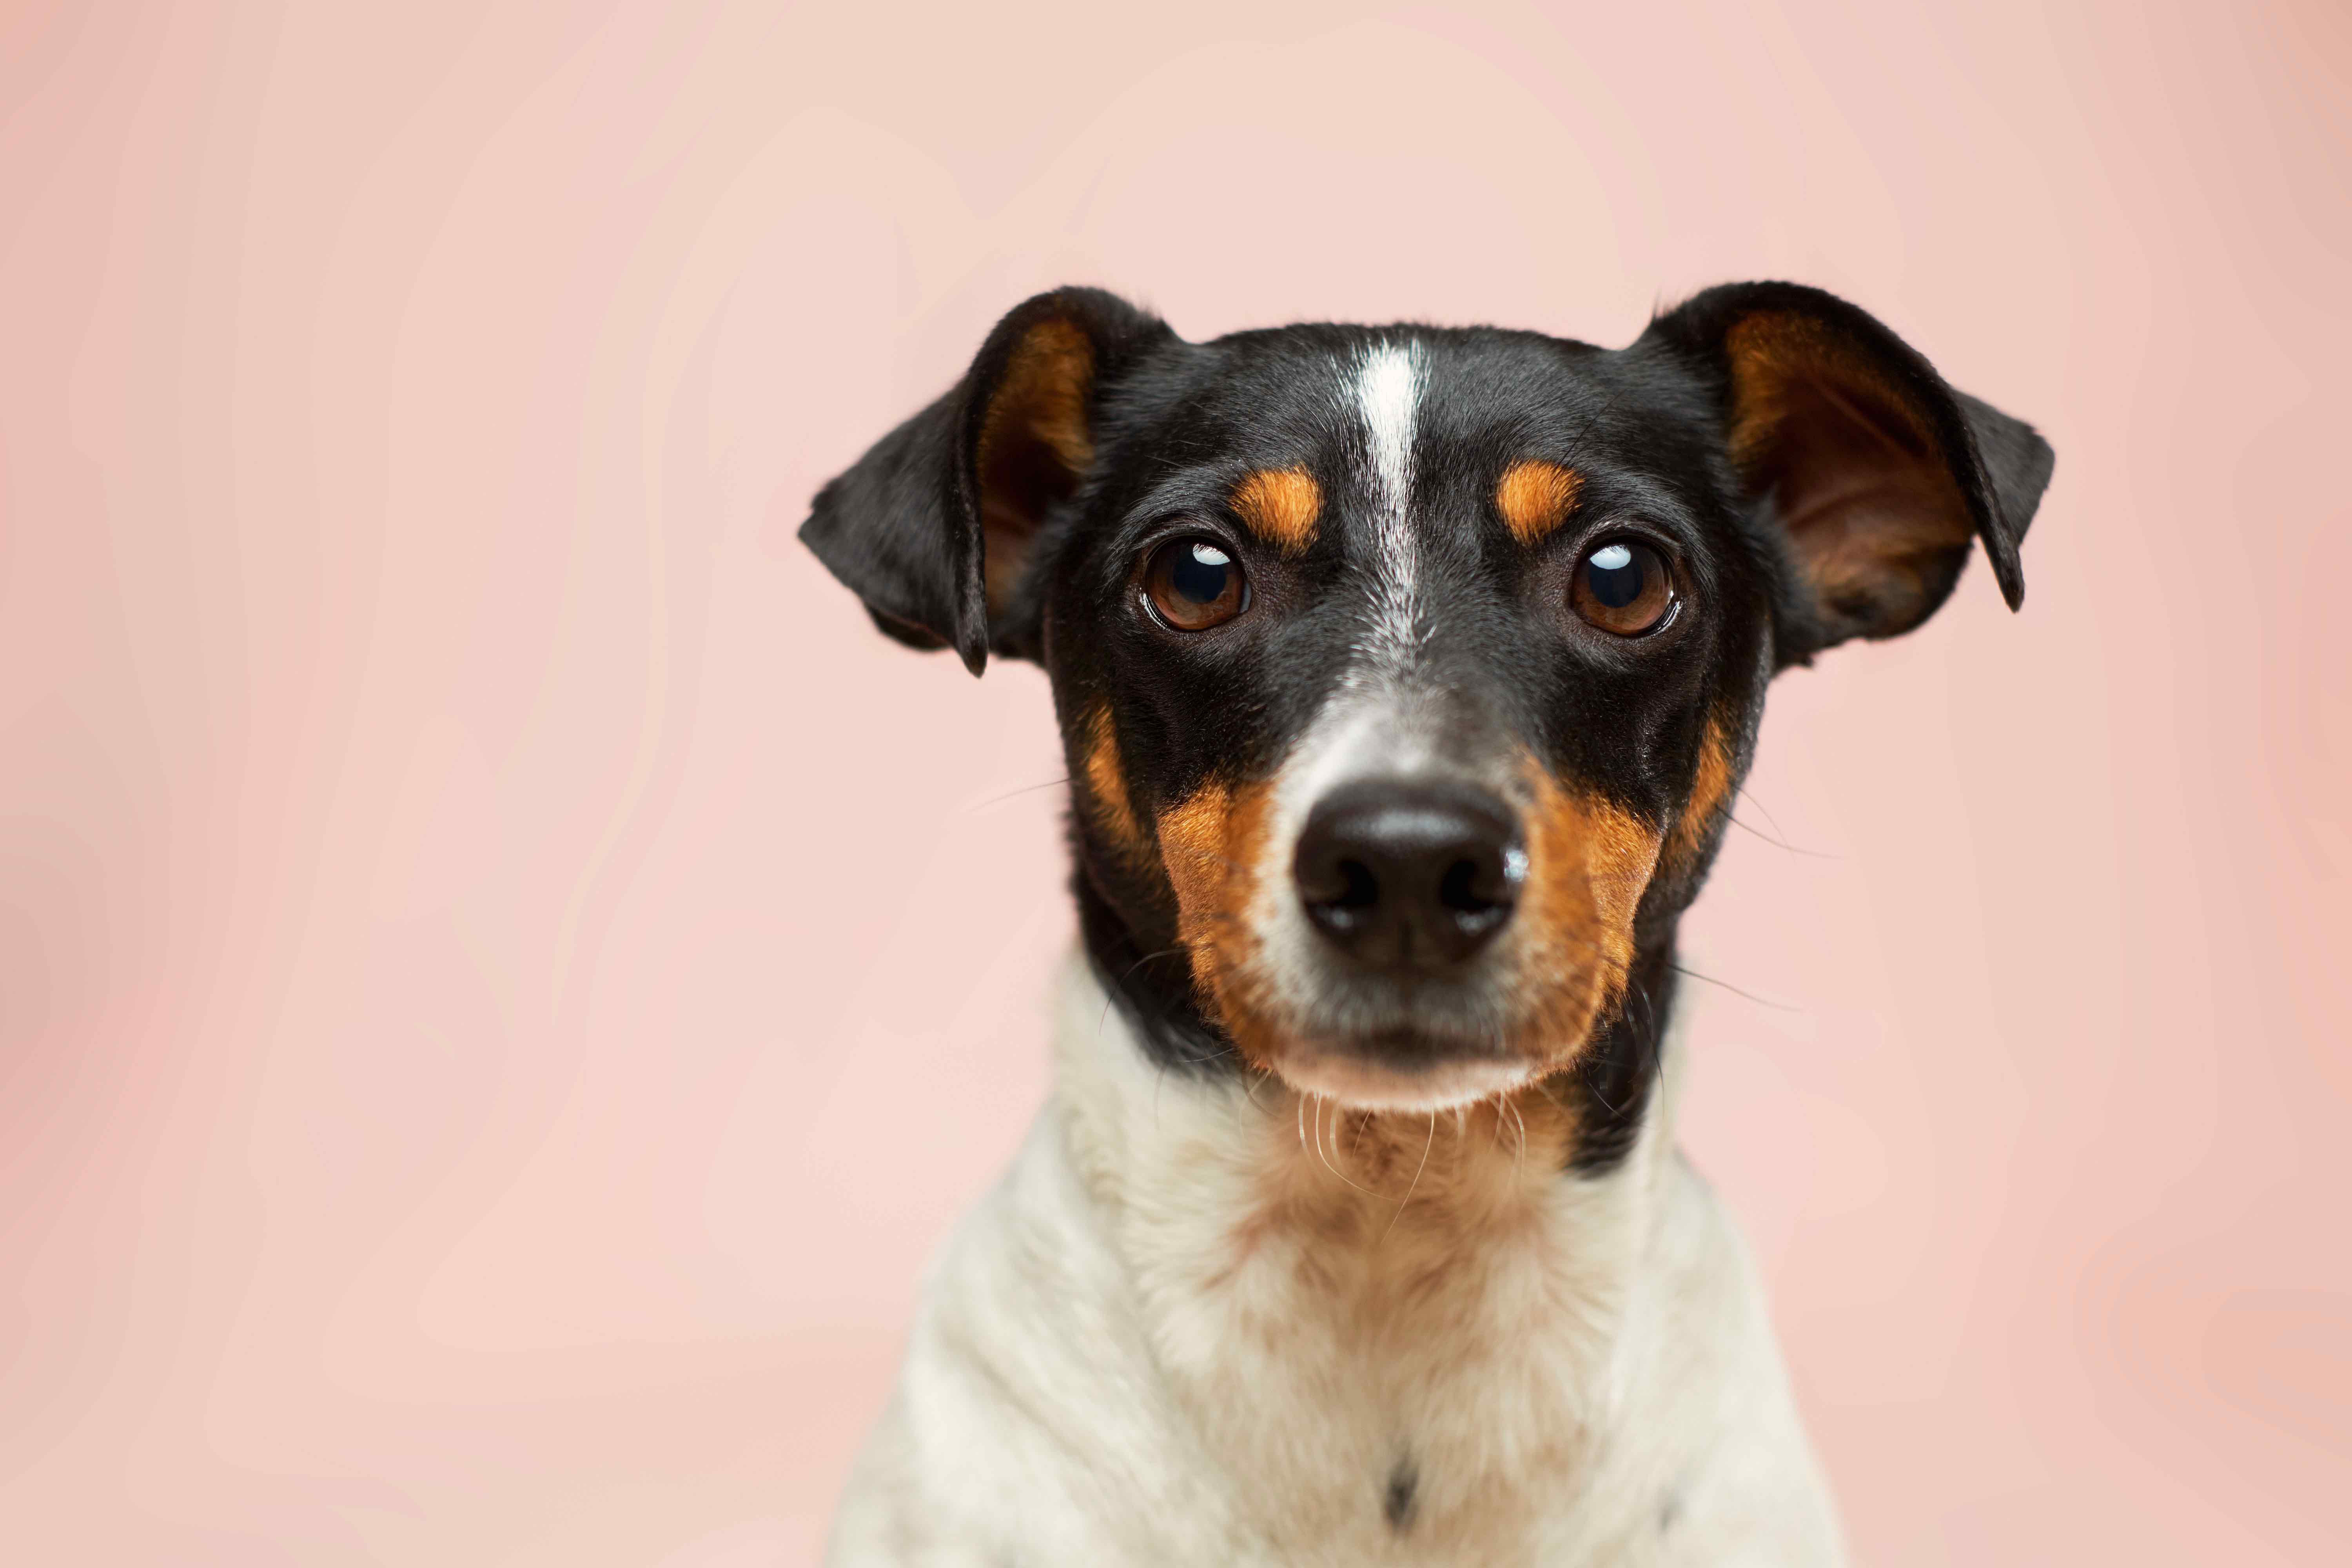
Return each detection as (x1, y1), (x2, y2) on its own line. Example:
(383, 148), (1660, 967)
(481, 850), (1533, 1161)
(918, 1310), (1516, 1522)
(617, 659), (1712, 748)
(805, 283), (2052, 1123)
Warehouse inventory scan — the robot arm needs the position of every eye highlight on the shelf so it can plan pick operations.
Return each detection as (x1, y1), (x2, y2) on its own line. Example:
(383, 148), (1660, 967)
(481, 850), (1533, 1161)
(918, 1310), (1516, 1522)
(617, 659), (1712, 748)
(1569, 538), (1675, 636)
(1144, 537), (1249, 631)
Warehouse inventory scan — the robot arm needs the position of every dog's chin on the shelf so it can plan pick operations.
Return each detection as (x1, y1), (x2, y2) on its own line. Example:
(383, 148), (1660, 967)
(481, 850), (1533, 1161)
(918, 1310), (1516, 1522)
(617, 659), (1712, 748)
(1270, 1044), (1536, 1114)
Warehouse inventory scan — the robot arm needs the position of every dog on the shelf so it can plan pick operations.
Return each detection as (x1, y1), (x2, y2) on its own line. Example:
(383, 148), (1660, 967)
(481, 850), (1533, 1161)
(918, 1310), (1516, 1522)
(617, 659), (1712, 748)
(801, 281), (2053, 1565)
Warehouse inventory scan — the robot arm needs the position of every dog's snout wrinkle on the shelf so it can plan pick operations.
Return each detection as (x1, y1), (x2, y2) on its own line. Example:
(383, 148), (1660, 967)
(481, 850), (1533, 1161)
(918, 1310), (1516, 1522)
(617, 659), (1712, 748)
(1293, 778), (1523, 973)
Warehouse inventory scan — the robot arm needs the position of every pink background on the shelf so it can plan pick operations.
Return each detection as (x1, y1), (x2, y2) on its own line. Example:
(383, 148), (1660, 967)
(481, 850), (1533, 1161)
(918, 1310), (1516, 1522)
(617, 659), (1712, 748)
(4, 2), (2347, 1563)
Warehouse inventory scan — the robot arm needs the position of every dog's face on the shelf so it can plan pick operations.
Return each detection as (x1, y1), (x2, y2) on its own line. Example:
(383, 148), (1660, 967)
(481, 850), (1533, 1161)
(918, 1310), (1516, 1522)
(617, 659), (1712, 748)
(806, 284), (2051, 1125)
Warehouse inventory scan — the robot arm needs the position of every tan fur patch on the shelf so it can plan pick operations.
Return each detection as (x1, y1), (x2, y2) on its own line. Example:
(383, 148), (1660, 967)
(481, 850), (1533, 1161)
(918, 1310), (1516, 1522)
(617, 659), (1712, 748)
(1157, 778), (1279, 1059)
(1722, 311), (1936, 466)
(1229, 468), (1323, 556)
(1666, 714), (1736, 871)
(976, 318), (1096, 613)
(1078, 704), (1147, 863)
(1494, 459), (1584, 546)
(1723, 311), (1972, 618)
(1512, 759), (1662, 1056)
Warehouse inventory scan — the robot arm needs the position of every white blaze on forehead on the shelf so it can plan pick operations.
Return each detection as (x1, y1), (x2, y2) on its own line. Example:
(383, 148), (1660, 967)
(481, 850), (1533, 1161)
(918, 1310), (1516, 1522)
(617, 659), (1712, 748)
(1356, 339), (1423, 507)
(1350, 340), (1428, 678)
(1241, 342), (1445, 1000)
(1264, 338), (1441, 843)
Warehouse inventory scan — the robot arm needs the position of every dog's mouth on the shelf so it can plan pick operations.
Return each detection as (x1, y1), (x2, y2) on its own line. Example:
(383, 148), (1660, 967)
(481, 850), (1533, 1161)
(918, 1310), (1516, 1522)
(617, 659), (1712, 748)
(1274, 1041), (1537, 1113)
(1225, 962), (1616, 1113)
(1267, 1001), (1542, 1110)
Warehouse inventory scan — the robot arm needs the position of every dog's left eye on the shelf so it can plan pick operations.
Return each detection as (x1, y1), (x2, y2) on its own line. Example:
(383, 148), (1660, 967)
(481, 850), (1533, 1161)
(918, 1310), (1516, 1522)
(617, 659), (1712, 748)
(1143, 537), (1249, 631)
(1570, 539), (1675, 636)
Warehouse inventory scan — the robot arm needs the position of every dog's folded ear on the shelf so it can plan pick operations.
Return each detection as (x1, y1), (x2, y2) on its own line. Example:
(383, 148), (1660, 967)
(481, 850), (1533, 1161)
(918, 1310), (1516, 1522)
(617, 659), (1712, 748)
(800, 287), (1174, 675)
(1642, 282), (2055, 663)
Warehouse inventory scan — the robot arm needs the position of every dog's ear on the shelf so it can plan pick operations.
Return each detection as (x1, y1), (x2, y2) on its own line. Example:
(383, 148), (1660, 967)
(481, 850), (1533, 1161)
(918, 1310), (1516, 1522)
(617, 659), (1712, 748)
(800, 287), (1174, 675)
(1642, 282), (2054, 663)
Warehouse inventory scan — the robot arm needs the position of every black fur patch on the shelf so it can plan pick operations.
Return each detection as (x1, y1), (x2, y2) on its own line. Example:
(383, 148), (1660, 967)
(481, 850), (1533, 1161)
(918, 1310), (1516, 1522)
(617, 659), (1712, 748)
(1383, 1455), (1418, 1532)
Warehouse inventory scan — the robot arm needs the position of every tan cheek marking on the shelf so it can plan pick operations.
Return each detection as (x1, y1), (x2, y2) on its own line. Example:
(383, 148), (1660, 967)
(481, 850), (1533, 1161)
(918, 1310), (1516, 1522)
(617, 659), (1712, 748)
(1078, 705), (1146, 863)
(1494, 459), (1584, 546)
(1229, 468), (1322, 557)
(1666, 714), (1736, 870)
(1155, 781), (1230, 936)
(1157, 778), (1278, 1053)
(1515, 760), (1662, 1050)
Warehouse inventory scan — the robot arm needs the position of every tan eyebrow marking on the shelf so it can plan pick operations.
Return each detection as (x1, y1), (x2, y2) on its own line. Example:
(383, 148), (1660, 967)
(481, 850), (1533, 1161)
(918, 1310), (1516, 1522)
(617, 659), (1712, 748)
(1229, 468), (1322, 557)
(1495, 459), (1585, 546)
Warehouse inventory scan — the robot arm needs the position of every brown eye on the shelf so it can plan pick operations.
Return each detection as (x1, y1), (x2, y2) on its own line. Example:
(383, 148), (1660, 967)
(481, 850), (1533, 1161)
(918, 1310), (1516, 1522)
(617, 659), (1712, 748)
(1569, 539), (1675, 636)
(1144, 537), (1249, 631)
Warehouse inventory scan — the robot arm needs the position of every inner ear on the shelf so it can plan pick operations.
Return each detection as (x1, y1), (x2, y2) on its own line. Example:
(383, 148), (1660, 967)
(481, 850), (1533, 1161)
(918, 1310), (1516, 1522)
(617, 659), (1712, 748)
(975, 319), (1096, 617)
(1727, 312), (1975, 644)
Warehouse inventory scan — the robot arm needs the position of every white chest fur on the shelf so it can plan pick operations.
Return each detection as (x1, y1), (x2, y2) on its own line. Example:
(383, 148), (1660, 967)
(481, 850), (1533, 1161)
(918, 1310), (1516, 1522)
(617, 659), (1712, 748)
(826, 955), (1842, 1566)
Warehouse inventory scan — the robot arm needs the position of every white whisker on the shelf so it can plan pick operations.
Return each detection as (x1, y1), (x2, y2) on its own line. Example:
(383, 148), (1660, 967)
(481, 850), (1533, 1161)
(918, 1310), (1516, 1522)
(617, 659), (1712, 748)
(1381, 1111), (1440, 1246)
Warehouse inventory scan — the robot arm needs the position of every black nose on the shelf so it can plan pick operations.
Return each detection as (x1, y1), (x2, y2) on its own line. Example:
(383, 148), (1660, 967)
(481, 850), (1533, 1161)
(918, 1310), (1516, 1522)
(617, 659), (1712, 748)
(1293, 779), (1524, 973)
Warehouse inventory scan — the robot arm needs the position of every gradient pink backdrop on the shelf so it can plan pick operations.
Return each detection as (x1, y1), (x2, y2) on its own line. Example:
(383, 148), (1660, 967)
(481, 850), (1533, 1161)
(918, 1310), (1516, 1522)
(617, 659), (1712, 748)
(3, 2), (2347, 1563)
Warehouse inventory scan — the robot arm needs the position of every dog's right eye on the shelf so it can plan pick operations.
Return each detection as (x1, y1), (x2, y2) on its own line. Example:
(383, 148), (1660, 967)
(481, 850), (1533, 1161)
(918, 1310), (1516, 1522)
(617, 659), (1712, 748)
(1143, 537), (1249, 631)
